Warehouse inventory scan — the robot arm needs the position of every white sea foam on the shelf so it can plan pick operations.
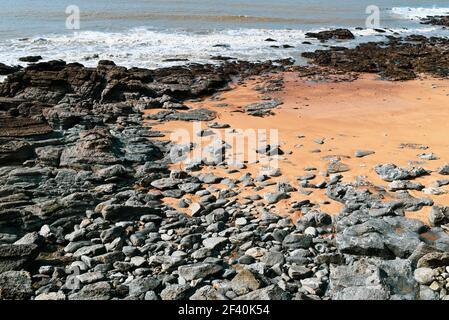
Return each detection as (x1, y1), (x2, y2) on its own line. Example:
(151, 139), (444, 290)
(0, 28), (320, 69)
(0, 26), (446, 70)
(390, 7), (449, 20)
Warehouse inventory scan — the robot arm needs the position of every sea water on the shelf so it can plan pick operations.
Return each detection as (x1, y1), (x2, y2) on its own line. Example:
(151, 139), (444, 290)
(0, 0), (448, 69)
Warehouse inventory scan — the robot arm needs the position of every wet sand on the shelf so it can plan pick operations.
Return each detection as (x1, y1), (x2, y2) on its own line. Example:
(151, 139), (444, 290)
(144, 71), (449, 224)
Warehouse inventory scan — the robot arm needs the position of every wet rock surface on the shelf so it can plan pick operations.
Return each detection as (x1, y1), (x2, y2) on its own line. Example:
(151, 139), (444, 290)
(305, 29), (355, 41)
(421, 15), (449, 27)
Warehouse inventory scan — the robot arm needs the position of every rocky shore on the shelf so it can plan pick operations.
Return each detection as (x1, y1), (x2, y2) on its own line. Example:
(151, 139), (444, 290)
(0, 30), (449, 301)
(302, 35), (449, 80)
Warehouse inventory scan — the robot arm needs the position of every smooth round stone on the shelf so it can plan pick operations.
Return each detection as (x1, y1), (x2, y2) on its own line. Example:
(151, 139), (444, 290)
(39, 265), (54, 275)
(414, 267), (436, 285)
(235, 217), (248, 226)
(304, 226), (318, 237)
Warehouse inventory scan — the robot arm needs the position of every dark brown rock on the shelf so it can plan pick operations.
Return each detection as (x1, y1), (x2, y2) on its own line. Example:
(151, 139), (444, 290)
(305, 29), (355, 41)
(302, 36), (449, 80)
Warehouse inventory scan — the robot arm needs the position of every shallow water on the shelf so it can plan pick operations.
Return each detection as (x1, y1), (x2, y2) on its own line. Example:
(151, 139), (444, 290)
(1, 0), (449, 68)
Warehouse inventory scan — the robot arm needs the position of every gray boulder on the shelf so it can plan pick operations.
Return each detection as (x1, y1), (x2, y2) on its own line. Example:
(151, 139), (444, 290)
(0, 271), (33, 299)
(329, 258), (417, 300)
(127, 277), (161, 297)
(60, 128), (122, 169)
(282, 233), (313, 249)
(178, 263), (223, 281)
(230, 269), (262, 295)
(428, 205), (449, 227)
(437, 163), (449, 175)
(413, 267), (435, 285)
(263, 191), (289, 204)
(68, 281), (112, 300)
(202, 237), (228, 250)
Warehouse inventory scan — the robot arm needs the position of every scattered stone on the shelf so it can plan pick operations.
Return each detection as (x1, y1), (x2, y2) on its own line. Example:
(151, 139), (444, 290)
(69, 281), (112, 300)
(388, 180), (424, 191)
(230, 269), (262, 295)
(438, 164), (449, 175)
(160, 284), (192, 300)
(375, 164), (430, 182)
(355, 150), (375, 158)
(327, 160), (350, 174)
(261, 251), (285, 267)
(190, 203), (204, 217)
(128, 277), (161, 296)
(263, 191), (289, 204)
(428, 206), (449, 227)
(178, 263), (223, 281)
(202, 237), (228, 250)
(418, 152), (439, 160)
(190, 285), (227, 300)
(288, 265), (313, 280)
(423, 187), (447, 195)
(282, 234), (313, 249)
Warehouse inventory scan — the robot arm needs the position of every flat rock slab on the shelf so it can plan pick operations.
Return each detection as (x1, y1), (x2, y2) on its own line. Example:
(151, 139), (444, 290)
(202, 237), (228, 250)
(178, 263), (223, 281)
(335, 212), (427, 259)
(0, 116), (53, 138)
(329, 257), (417, 300)
(375, 163), (430, 182)
(147, 108), (217, 122)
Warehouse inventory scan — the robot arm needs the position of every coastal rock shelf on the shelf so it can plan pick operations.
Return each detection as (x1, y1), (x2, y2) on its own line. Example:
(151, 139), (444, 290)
(302, 36), (449, 80)
(0, 31), (448, 300)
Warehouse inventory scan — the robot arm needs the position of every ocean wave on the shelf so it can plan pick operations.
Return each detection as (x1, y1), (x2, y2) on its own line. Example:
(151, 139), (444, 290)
(0, 26), (446, 70)
(390, 7), (449, 20)
(0, 28), (317, 69)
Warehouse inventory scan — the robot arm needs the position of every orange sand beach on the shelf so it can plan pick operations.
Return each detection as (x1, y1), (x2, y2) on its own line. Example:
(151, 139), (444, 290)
(144, 71), (449, 224)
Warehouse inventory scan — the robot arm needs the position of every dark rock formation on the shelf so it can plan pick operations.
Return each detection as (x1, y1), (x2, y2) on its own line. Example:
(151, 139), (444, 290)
(302, 36), (449, 80)
(421, 15), (449, 27)
(305, 28), (355, 41)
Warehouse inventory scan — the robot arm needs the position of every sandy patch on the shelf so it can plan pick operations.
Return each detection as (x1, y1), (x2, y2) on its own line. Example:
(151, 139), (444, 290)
(144, 72), (449, 224)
